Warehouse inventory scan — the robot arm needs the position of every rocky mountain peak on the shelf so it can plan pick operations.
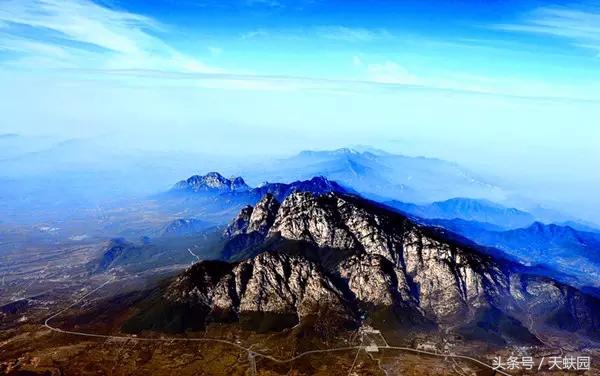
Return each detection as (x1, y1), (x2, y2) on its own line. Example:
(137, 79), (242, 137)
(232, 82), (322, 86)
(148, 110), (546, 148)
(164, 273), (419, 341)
(134, 191), (600, 344)
(230, 176), (248, 190)
(173, 172), (250, 193)
(202, 172), (229, 187)
(163, 251), (355, 328)
(251, 176), (349, 202)
(223, 205), (253, 238)
(247, 194), (280, 236)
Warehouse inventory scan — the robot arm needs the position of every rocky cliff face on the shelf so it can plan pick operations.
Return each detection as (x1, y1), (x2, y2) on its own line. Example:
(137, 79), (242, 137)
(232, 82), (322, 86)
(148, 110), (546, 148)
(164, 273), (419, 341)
(173, 172), (250, 193)
(136, 191), (600, 343)
(263, 192), (506, 324)
(166, 252), (354, 324)
(222, 205), (254, 238)
(247, 194), (280, 235)
(171, 173), (348, 203)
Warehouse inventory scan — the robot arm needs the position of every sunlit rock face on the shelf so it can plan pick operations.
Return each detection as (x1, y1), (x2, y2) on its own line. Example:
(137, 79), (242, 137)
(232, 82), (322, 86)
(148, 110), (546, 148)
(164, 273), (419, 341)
(164, 191), (600, 340)
(167, 252), (353, 322)
(264, 192), (505, 323)
(247, 194), (280, 236)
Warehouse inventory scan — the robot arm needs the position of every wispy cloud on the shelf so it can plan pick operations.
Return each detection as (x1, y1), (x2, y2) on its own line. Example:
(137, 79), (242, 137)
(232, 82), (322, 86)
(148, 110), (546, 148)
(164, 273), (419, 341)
(493, 6), (600, 55)
(316, 26), (390, 42)
(244, 0), (282, 7)
(240, 29), (269, 40)
(240, 25), (390, 43)
(365, 61), (420, 85)
(349, 56), (600, 101)
(0, 0), (220, 73)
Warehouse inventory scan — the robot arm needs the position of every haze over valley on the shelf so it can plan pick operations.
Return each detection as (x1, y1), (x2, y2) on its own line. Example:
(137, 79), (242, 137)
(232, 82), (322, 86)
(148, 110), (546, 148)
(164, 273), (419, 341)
(2, 0), (600, 374)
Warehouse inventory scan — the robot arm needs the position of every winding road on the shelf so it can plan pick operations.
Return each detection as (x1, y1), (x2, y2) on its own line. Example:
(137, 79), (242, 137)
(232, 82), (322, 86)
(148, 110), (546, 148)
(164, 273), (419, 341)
(43, 278), (512, 376)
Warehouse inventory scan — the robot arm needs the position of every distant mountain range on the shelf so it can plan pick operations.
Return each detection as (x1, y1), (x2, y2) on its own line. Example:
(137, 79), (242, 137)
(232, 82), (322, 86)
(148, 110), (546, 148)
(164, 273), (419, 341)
(162, 172), (600, 288)
(382, 197), (600, 287)
(123, 170), (598, 292)
(2, 139), (596, 230)
(170, 172), (350, 202)
(386, 197), (536, 230)
(249, 148), (505, 204)
(159, 172), (350, 224)
(426, 218), (600, 288)
(93, 172), (351, 273)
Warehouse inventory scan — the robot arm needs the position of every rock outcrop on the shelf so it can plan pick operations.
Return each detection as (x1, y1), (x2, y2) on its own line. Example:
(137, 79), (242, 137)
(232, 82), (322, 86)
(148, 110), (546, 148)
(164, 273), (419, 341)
(166, 252), (354, 324)
(134, 191), (600, 343)
(247, 194), (280, 235)
(171, 173), (349, 203)
(223, 205), (254, 238)
(173, 172), (250, 193)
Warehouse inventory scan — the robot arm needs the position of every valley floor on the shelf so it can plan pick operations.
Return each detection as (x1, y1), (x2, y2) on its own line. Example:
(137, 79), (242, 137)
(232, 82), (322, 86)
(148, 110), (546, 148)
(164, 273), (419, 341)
(2, 276), (599, 376)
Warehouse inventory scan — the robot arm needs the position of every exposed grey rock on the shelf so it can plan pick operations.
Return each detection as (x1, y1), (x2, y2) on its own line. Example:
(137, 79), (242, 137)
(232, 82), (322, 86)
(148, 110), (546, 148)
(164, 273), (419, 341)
(173, 172), (250, 193)
(171, 173), (347, 203)
(162, 191), (600, 341)
(247, 194), (280, 236)
(167, 252), (354, 323)
(223, 205), (253, 238)
(266, 192), (502, 323)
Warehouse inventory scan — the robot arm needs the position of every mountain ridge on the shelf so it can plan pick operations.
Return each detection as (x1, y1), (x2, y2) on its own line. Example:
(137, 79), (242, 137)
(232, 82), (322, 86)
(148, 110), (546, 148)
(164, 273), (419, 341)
(125, 191), (600, 347)
(249, 148), (505, 204)
(168, 172), (351, 206)
(387, 197), (535, 229)
(423, 218), (600, 288)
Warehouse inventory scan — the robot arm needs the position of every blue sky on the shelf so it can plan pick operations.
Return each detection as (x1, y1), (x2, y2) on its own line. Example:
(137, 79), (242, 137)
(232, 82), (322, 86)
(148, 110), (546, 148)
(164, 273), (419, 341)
(0, 0), (600, 220)
(1, 0), (599, 95)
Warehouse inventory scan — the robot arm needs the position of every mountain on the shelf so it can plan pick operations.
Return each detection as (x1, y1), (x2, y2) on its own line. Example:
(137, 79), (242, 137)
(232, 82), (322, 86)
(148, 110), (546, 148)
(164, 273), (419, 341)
(387, 197), (536, 229)
(162, 172), (350, 224)
(252, 176), (352, 202)
(248, 148), (505, 203)
(95, 238), (135, 272)
(92, 231), (227, 274)
(0, 137), (235, 224)
(160, 218), (213, 237)
(125, 191), (600, 346)
(171, 172), (349, 202)
(220, 194), (281, 260)
(427, 219), (600, 288)
(557, 220), (600, 234)
(91, 175), (350, 272)
(173, 172), (250, 194)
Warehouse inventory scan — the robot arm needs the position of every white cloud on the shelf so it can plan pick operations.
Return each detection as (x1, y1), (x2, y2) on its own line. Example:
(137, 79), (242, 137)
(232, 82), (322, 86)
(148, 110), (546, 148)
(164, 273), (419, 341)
(356, 58), (600, 100)
(493, 6), (600, 55)
(0, 34), (70, 58)
(240, 26), (389, 43)
(0, 0), (158, 54)
(0, 0), (221, 73)
(366, 61), (420, 85)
